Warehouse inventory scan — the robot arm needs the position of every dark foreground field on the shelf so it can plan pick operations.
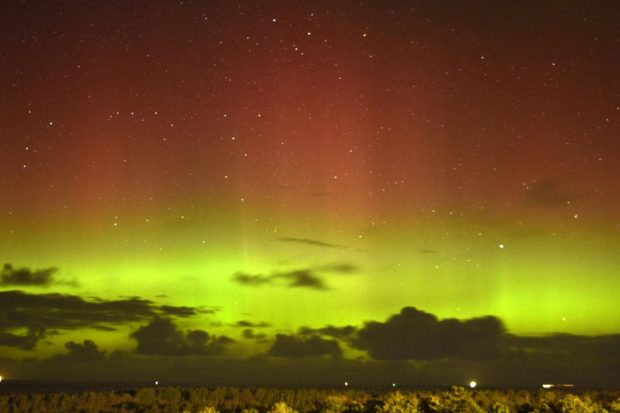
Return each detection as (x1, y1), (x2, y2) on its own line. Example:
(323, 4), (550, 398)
(1, 384), (619, 413)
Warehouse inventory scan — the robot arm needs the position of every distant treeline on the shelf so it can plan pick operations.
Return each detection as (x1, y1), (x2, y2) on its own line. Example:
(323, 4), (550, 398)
(0, 385), (619, 413)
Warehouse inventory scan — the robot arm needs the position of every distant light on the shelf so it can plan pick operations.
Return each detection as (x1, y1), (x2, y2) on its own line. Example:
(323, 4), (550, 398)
(542, 384), (553, 389)
(155, 380), (159, 386)
(0, 375), (3, 383)
(469, 380), (477, 389)
(498, 244), (505, 249)
(344, 381), (348, 387)
(392, 383), (396, 388)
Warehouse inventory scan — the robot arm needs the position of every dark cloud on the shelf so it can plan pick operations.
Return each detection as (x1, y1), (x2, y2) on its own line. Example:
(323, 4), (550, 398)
(242, 328), (268, 342)
(232, 269), (328, 290)
(5, 336), (620, 387)
(232, 272), (272, 286)
(0, 290), (203, 349)
(278, 237), (345, 249)
(2, 355), (403, 386)
(268, 334), (342, 358)
(0, 330), (43, 350)
(508, 333), (620, 363)
(354, 307), (506, 360)
(1, 263), (58, 287)
(92, 325), (118, 332)
(315, 262), (359, 274)
(526, 177), (579, 207)
(58, 340), (106, 362)
(2, 309), (620, 387)
(285, 270), (327, 290)
(131, 317), (234, 356)
(298, 325), (357, 341)
(232, 261), (359, 291)
(198, 305), (220, 314)
(474, 333), (620, 386)
(159, 305), (198, 317)
(234, 320), (271, 328)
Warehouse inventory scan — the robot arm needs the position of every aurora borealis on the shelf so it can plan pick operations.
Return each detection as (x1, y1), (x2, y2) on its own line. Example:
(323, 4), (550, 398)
(1, 1), (620, 385)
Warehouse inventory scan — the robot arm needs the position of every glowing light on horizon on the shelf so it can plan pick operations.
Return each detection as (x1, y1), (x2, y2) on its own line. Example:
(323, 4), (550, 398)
(469, 380), (477, 388)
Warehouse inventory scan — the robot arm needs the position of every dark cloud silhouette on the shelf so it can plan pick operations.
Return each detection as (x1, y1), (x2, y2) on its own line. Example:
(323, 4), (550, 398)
(508, 333), (620, 364)
(0, 330), (43, 350)
(232, 272), (272, 286)
(58, 340), (106, 362)
(160, 305), (199, 317)
(354, 307), (506, 360)
(235, 320), (271, 328)
(278, 237), (345, 249)
(232, 269), (327, 290)
(1, 263), (58, 287)
(315, 262), (359, 274)
(131, 317), (233, 356)
(298, 325), (357, 341)
(284, 270), (327, 290)
(242, 328), (268, 342)
(526, 177), (579, 207)
(268, 334), (342, 358)
(469, 333), (620, 387)
(0, 290), (203, 349)
(232, 261), (359, 291)
(198, 305), (221, 314)
(4, 333), (620, 386)
(2, 307), (620, 386)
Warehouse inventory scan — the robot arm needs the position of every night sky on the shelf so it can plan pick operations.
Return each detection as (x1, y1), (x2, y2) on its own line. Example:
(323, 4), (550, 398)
(1, 1), (620, 386)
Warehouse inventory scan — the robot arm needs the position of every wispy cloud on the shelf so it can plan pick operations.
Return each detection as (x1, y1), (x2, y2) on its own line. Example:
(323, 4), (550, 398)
(315, 262), (359, 273)
(232, 273), (273, 286)
(234, 320), (271, 328)
(233, 269), (328, 290)
(278, 237), (346, 249)
(232, 261), (359, 291)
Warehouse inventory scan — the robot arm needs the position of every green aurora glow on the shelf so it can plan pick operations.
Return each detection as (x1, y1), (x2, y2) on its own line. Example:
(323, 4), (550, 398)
(1, 1), (619, 384)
